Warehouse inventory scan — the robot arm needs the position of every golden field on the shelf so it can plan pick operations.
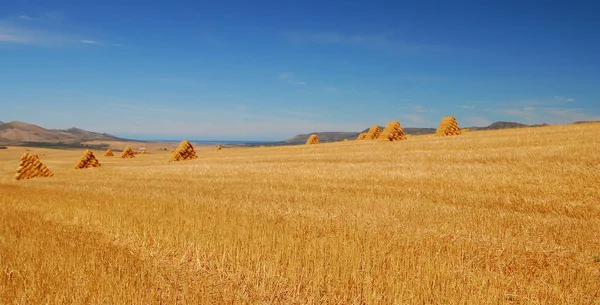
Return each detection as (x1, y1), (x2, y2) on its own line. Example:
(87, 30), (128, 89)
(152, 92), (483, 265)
(1, 123), (599, 304)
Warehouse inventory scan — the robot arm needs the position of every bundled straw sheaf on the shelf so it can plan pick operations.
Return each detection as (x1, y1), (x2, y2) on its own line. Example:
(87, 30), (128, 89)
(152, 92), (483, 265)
(121, 147), (136, 158)
(435, 116), (462, 136)
(104, 149), (114, 157)
(379, 121), (407, 142)
(75, 150), (101, 169)
(365, 125), (382, 140)
(356, 133), (367, 140)
(15, 152), (53, 181)
(306, 134), (320, 145)
(170, 140), (198, 162)
(215, 145), (222, 150)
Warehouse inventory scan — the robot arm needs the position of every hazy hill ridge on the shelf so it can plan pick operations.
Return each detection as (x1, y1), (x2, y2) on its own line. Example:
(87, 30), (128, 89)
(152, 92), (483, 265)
(284, 121), (556, 144)
(0, 121), (128, 145)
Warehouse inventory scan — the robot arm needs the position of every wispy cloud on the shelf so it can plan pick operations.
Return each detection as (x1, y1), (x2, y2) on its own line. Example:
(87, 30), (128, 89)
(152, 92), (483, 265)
(17, 15), (34, 21)
(80, 39), (100, 44)
(0, 34), (22, 43)
(400, 75), (444, 82)
(288, 80), (306, 85)
(1, 12), (117, 47)
(398, 113), (430, 126)
(278, 72), (306, 85)
(464, 116), (492, 127)
(160, 77), (206, 88)
(499, 107), (600, 124)
(400, 105), (432, 113)
(287, 31), (453, 55)
(554, 96), (576, 102)
(279, 72), (293, 79)
(461, 105), (476, 109)
(280, 110), (313, 117)
(324, 86), (339, 93)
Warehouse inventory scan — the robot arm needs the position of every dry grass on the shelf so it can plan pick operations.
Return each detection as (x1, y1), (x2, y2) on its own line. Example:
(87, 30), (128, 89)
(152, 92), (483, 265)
(1, 123), (600, 304)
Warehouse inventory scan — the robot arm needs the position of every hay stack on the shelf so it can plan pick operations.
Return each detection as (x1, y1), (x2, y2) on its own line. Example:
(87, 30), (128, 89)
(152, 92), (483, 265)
(380, 121), (407, 142)
(435, 116), (462, 136)
(306, 134), (320, 145)
(215, 145), (222, 150)
(141, 150), (147, 155)
(75, 150), (101, 169)
(121, 147), (136, 158)
(170, 140), (198, 162)
(104, 149), (114, 157)
(365, 125), (382, 140)
(15, 153), (53, 181)
(356, 133), (367, 140)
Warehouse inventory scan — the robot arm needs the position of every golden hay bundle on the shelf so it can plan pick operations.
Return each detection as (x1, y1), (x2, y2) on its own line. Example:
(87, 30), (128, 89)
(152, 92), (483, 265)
(215, 145), (222, 150)
(141, 150), (147, 155)
(356, 133), (368, 140)
(435, 116), (462, 136)
(104, 148), (114, 157)
(75, 150), (101, 169)
(121, 147), (136, 158)
(306, 134), (320, 145)
(170, 140), (198, 162)
(379, 121), (407, 142)
(365, 125), (382, 140)
(15, 152), (53, 181)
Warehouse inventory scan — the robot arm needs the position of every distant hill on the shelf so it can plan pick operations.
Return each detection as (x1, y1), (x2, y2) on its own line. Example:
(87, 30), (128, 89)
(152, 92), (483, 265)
(284, 121), (551, 144)
(573, 120), (600, 124)
(467, 121), (549, 131)
(0, 121), (131, 147)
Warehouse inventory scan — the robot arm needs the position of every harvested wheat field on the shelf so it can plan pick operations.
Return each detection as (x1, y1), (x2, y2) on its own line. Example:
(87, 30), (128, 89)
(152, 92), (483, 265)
(1, 123), (600, 304)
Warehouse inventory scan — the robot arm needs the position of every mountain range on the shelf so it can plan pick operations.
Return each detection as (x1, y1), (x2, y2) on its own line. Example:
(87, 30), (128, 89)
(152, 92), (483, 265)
(283, 121), (569, 144)
(0, 121), (128, 147)
(0, 120), (598, 147)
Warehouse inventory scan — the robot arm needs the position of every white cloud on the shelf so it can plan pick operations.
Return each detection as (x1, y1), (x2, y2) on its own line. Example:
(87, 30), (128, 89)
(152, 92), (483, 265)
(566, 98), (575, 102)
(80, 39), (100, 44)
(461, 105), (475, 109)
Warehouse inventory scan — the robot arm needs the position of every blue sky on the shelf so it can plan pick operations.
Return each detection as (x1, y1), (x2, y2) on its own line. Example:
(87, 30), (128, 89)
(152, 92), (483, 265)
(1, 0), (599, 141)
